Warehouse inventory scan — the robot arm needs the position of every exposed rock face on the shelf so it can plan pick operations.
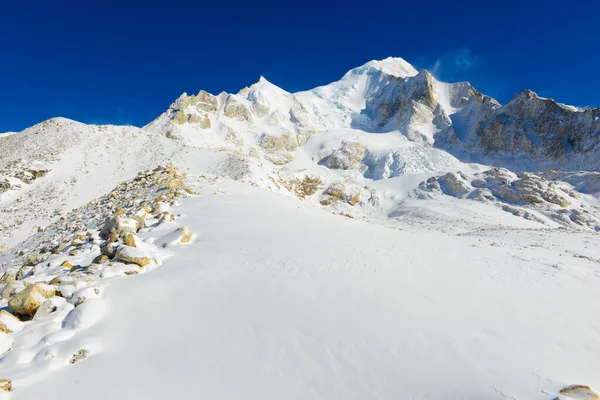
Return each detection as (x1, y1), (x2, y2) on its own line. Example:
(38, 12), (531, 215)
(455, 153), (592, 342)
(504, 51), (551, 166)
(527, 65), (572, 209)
(259, 132), (298, 165)
(8, 283), (56, 317)
(320, 142), (365, 170)
(470, 90), (600, 165)
(199, 116), (211, 129)
(417, 167), (600, 230)
(195, 90), (219, 113)
(438, 172), (471, 197)
(320, 183), (361, 206)
(223, 96), (253, 123)
(279, 175), (321, 198)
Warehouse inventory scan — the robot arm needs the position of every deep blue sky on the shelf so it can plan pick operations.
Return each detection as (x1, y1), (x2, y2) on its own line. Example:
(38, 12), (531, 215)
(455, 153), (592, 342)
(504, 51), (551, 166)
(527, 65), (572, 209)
(1, 0), (598, 132)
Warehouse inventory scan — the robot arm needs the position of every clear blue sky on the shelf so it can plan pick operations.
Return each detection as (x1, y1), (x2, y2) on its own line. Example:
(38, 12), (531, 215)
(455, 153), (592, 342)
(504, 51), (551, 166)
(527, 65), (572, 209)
(1, 0), (598, 132)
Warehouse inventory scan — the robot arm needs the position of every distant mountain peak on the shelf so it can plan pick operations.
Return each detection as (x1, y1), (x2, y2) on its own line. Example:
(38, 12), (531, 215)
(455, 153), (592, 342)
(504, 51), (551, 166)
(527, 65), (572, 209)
(345, 57), (419, 79)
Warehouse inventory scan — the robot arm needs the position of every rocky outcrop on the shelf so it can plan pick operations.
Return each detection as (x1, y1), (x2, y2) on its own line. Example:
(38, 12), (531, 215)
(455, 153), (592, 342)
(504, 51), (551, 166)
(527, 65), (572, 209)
(468, 90), (600, 166)
(223, 96), (253, 124)
(417, 167), (599, 230)
(320, 183), (361, 206)
(320, 142), (365, 170)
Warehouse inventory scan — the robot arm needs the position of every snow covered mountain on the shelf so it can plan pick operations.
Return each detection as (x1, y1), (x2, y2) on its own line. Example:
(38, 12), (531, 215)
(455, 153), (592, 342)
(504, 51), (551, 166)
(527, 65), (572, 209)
(1, 57), (600, 399)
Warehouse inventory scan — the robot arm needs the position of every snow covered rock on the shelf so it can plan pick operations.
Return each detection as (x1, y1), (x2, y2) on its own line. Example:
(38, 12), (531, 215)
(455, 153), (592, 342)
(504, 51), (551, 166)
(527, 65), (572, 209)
(438, 172), (471, 197)
(32, 299), (58, 320)
(100, 216), (139, 239)
(8, 283), (55, 317)
(559, 385), (600, 399)
(158, 226), (193, 248)
(320, 142), (365, 170)
(115, 246), (151, 267)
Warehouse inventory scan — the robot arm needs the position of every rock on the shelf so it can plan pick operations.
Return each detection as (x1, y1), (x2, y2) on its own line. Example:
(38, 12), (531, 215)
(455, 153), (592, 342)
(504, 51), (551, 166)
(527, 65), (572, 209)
(33, 299), (57, 320)
(320, 142), (365, 170)
(438, 172), (471, 197)
(559, 385), (600, 399)
(16, 266), (32, 280)
(283, 176), (321, 198)
(8, 283), (56, 317)
(0, 310), (21, 329)
(23, 252), (47, 266)
(158, 211), (175, 224)
(92, 254), (110, 264)
(199, 116), (211, 129)
(51, 243), (67, 254)
(100, 241), (119, 258)
(69, 349), (89, 364)
(223, 96), (253, 123)
(49, 276), (74, 286)
(0, 321), (9, 334)
(61, 260), (73, 269)
(187, 113), (200, 124)
(123, 233), (138, 247)
(1, 282), (24, 300)
(0, 271), (16, 284)
(100, 216), (139, 239)
(132, 207), (148, 230)
(159, 226), (194, 247)
(173, 110), (187, 124)
(152, 201), (170, 215)
(166, 179), (184, 189)
(116, 246), (151, 267)
(0, 379), (11, 392)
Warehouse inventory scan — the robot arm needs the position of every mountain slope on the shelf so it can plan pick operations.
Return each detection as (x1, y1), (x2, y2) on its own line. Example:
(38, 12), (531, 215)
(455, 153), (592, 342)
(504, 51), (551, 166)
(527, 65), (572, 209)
(3, 173), (600, 400)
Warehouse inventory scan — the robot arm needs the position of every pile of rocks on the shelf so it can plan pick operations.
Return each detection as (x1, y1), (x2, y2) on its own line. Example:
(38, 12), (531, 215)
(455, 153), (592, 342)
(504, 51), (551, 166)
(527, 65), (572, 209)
(0, 164), (197, 391)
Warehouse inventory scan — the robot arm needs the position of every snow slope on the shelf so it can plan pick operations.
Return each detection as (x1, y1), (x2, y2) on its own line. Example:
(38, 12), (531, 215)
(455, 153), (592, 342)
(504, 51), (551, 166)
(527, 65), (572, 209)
(4, 175), (600, 399)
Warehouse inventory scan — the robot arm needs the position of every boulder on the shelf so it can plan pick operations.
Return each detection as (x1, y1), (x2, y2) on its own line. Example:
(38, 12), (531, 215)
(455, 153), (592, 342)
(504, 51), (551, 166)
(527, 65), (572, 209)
(116, 246), (151, 267)
(559, 385), (600, 399)
(8, 283), (56, 317)
(123, 233), (139, 247)
(100, 216), (139, 239)
(0, 379), (11, 392)
(1, 282), (24, 300)
(32, 299), (57, 321)
(159, 226), (194, 247)
(92, 255), (110, 264)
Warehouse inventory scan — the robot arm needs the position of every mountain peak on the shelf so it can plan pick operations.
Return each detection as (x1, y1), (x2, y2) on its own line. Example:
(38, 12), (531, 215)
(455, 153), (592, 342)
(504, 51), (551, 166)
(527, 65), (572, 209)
(346, 57), (419, 79)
